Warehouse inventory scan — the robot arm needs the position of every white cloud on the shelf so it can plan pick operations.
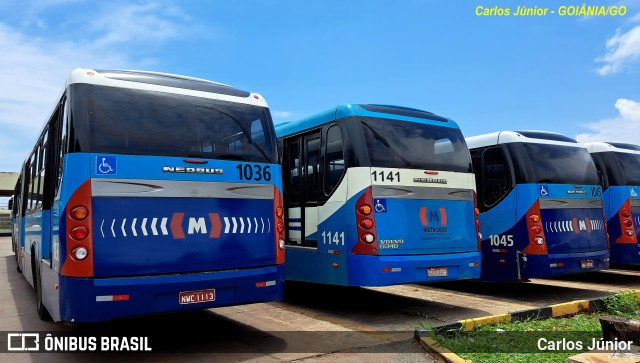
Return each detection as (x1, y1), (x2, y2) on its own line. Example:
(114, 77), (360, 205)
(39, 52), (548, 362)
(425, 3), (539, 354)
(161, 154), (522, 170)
(271, 110), (294, 119)
(596, 25), (640, 75)
(0, 1), (198, 171)
(0, 24), (127, 171)
(89, 2), (190, 48)
(575, 98), (640, 143)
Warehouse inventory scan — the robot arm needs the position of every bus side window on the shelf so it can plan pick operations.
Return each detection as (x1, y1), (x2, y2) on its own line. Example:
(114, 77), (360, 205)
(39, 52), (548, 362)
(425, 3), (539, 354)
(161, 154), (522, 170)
(590, 154), (608, 190)
(324, 125), (345, 196)
(305, 135), (322, 204)
(482, 147), (512, 209)
(287, 140), (301, 206)
(37, 133), (47, 211)
(29, 155), (37, 213)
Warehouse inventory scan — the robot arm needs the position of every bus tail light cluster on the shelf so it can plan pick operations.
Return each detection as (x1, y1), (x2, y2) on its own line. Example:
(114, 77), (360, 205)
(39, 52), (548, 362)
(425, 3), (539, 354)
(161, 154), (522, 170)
(473, 192), (482, 251)
(603, 209), (610, 249)
(274, 186), (285, 265)
(523, 200), (548, 255)
(616, 200), (637, 244)
(351, 187), (378, 255)
(61, 180), (94, 277)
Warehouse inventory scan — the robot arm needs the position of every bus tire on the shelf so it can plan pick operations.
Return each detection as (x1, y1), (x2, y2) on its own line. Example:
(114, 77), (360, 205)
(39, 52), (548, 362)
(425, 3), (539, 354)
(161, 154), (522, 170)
(14, 243), (21, 273)
(31, 249), (52, 321)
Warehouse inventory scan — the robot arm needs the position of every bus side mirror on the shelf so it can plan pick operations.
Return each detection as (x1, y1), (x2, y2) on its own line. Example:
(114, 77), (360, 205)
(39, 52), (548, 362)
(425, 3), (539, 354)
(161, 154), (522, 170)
(7, 198), (13, 211)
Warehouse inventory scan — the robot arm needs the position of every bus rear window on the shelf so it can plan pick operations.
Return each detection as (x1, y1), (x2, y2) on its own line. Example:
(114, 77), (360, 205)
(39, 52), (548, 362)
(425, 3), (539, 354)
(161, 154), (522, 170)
(72, 84), (277, 163)
(520, 143), (599, 185)
(612, 152), (640, 186)
(360, 117), (471, 172)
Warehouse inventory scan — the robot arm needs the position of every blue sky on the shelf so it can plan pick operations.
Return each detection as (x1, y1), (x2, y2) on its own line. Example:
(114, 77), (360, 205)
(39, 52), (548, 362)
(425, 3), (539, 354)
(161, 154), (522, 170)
(1, 0), (640, 172)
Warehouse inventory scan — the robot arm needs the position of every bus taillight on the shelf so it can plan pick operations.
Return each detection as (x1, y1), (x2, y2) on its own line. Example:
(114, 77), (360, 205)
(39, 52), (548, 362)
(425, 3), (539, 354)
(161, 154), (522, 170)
(473, 192), (482, 251)
(352, 187), (378, 255)
(359, 204), (372, 215)
(274, 186), (285, 265)
(72, 247), (88, 260)
(523, 200), (548, 255)
(70, 226), (89, 240)
(616, 200), (637, 244)
(61, 180), (94, 277)
(71, 206), (89, 221)
(360, 218), (374, 229)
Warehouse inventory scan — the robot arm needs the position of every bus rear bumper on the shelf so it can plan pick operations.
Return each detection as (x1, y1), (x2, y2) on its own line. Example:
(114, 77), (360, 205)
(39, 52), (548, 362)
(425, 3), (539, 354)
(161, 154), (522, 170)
(347, 251), (482, 287)
(610, 243), (640, 265)
(57, 265), (285, 322)
(525, 250), (610, 279)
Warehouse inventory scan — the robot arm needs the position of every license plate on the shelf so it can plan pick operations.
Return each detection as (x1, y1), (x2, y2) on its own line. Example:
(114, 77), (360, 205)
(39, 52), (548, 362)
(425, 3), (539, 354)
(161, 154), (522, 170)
(427, 267), (448, 277)
(179, 289), (215, 305)
(581, 260), (594, 269)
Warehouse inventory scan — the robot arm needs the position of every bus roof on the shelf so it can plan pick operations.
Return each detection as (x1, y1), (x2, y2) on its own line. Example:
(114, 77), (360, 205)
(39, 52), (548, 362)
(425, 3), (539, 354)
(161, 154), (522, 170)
(275, 103), (456, 137)
(465, 130), (581, 149)
(65, 68), (268, 107)
(584, 141), (640, 155)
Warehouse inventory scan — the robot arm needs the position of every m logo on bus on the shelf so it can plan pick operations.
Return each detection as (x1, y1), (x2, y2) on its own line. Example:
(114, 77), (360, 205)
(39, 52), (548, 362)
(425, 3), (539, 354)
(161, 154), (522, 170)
(542, 218), (604, 234)
(419, 208), (448, 227)
(99, 213), (272, 239)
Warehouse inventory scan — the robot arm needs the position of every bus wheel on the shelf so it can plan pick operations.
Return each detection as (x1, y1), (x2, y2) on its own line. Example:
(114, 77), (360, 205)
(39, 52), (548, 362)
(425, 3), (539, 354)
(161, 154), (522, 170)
(31, 251), (52, 321)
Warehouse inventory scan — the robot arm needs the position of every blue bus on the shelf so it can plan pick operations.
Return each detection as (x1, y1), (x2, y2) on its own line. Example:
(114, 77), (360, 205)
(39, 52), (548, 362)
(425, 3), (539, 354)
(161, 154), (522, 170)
(586, 142), (640, 264)
(275, 104), (482, 286)
(467, 131), (610, 281)
(10, 68), (285, 322)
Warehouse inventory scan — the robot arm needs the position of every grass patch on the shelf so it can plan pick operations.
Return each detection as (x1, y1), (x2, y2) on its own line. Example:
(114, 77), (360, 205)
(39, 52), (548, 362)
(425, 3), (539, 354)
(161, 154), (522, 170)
(422, 291), (640, 363)
(603, 290), (640, 316)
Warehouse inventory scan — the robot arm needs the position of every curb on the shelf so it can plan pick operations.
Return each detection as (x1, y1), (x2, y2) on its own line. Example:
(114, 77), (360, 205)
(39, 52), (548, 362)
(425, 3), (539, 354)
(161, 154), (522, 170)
(413, 293), (629, 363)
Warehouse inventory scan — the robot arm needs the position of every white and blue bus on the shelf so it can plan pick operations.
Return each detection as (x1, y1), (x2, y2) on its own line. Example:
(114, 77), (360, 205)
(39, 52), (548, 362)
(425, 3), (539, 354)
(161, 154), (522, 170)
(11, 68), (285, 322)
(275, 104), (482, 286)
(586, 142), (640, 264)
(467, 131), (610, 281)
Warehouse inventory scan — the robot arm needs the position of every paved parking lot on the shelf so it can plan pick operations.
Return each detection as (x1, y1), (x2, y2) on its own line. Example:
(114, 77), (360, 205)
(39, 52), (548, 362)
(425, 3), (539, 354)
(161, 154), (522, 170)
(2, 235), (640, 362)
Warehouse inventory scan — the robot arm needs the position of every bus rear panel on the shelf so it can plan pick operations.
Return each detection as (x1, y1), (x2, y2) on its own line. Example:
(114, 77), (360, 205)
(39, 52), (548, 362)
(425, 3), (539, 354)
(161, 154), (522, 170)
(588, 142), (640, 265)
(469, 131), (609, 282)
(15, 69), (284, 322)
(278, 104), (481, 286)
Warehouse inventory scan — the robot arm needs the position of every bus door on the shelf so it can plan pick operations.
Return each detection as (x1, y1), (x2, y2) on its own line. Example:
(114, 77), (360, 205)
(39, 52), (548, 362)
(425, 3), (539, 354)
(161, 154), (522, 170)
(474, 146), (520, 280)
(283, 132), (321, 248)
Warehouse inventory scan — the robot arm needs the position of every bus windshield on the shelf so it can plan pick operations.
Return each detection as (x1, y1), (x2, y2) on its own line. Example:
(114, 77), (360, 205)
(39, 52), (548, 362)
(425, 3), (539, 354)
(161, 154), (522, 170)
(520, 143), (598, 185)
(360, 117), (472, 172)
(612, 152), (640, 186)
(72, 84), (277, 163)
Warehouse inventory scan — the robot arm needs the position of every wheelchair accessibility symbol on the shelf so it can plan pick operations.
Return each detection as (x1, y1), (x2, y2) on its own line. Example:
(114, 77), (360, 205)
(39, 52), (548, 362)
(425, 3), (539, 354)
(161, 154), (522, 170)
(539, 185), (549, 197)
(374, 199), (387, 213)
(96, 156), (117, 175)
